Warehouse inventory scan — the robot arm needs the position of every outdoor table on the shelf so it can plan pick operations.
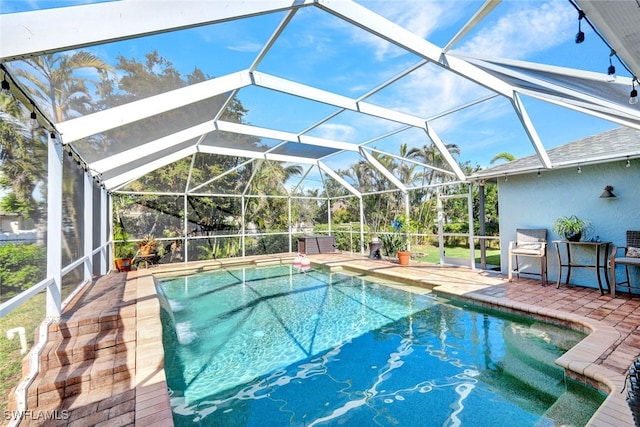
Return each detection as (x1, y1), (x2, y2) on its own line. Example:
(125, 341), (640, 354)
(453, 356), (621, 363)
(553, 240), (611, 295)
(135, 253), (158, 269)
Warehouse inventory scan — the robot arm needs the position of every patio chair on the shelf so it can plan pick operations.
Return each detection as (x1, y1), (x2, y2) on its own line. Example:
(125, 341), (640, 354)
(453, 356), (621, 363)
(609, 230), (640, 297)
(508, 228), (548, 286)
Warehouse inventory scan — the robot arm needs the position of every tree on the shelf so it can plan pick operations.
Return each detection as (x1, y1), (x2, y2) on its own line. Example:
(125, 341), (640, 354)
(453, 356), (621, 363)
(10, 52), (113, 264)
(291, 187), (322, 229)
(490, 152), (515, 164)
(0, 90), (48, 298)
(15, 52), (112, 122)
(0, 94), (46, 221)
(407, 142), (460, 230)
(243, 161), (303, 231)
(102, 52), (260, 246)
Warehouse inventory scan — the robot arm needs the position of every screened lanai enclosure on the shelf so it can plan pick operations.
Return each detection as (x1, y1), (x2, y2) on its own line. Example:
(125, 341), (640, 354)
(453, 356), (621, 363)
(2, 0), (640, 367)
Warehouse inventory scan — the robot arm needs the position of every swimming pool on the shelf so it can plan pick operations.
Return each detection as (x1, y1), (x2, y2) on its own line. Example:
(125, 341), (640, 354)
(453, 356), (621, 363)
(158, 264), (605, 426)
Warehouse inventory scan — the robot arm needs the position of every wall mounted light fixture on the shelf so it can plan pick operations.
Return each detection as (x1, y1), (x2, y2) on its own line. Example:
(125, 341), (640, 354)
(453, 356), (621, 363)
(575, 10), (585, 43)
(599, 185), (616, 198)
(607, 49), (617, 81)
(631, 79), (639, 105)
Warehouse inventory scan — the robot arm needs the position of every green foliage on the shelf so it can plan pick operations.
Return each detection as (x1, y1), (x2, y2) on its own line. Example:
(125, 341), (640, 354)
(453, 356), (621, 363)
(0, 243), (46, 294)
(443, 222), (469, 233)
(113, 221), (135, 259)
(553, 215), (592, 240)
(0, 192), (32, 219)
(312, 223), (367, 252)
(0, 120), (46, 223)
(484, 220), (500, 236)
(102, 51), (260, 194)
(196, 237), (242, 259)
(246, 235), (289, 256)
(381, 217), (410, 256)
(380, 232), (405, 256)
(490, 152), (515, 164)
(332, 207), (355, 224)
(114, 242), (135, 259)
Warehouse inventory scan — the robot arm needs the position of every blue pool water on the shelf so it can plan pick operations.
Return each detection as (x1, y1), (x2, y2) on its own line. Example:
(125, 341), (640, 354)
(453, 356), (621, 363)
(157, 264), (605, 426)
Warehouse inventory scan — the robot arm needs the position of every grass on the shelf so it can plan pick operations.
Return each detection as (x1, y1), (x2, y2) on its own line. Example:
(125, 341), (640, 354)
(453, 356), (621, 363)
(0, 292), (46, 413)
(411, 244), (501, 267)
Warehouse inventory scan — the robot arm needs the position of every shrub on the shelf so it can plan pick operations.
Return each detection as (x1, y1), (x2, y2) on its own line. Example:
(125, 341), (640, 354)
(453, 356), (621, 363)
(0, 243), (46, 295)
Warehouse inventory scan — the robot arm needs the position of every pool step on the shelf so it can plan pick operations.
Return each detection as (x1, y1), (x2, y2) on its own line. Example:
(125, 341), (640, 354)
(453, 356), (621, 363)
(39, 315), (136, 371)
(21, 314), (137, 409)
(542, 383), (606, 426)
(7, 272), (140, 417)
(27, 349), (136, 408)
(498, 324), (567, 398)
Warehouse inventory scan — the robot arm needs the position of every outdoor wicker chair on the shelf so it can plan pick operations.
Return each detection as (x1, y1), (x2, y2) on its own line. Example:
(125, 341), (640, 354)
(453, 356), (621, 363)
(508, 228), (548, 286)
(609, 230), (640, 298)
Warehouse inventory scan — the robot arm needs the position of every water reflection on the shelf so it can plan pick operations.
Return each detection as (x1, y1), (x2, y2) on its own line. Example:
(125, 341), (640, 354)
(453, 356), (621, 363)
(159, 265), (603, 426)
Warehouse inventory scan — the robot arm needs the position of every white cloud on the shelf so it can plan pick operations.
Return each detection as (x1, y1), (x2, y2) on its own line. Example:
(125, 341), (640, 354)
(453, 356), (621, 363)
(314, 123), (356, 141)
(227, 41), (264, 53)
(458, 0), (574, 59)
(367, 1), (576, 133)
(351, 1), (457, 60)
(378, 64), (490, 121)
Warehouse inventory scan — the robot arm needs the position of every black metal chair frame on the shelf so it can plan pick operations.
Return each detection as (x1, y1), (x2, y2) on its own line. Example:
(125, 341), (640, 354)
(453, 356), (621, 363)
(609, 230), (640, 297)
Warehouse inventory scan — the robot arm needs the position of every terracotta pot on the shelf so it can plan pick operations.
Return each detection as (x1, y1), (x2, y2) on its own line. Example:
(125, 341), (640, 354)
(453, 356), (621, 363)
(115, 258), (132, 272)
(397, 251), (411, 266)
(139, 245), (156, 256)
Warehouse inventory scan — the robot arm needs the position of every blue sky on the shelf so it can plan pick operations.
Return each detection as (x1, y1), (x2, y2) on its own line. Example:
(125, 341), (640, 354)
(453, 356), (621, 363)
(1, 0), (628, 170)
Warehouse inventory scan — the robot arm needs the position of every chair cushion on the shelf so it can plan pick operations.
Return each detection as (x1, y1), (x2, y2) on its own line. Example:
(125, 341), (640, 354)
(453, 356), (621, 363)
(627, 246), (640, 258)
(516, 242), (542, 250)
(615, 257), (640, 266)
(512, 248), (544, 256)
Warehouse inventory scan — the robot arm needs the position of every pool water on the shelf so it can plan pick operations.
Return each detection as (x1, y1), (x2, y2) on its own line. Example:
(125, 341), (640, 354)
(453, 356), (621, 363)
(157, 264), (605, 426)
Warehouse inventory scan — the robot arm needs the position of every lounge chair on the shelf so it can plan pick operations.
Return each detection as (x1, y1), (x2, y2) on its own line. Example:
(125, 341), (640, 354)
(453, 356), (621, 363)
(609, 230), (640, 298)
(508, 228), (548, 286)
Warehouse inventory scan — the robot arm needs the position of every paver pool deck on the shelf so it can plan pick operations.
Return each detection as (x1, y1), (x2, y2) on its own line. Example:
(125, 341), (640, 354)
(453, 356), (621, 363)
(10, 253), (640, 426)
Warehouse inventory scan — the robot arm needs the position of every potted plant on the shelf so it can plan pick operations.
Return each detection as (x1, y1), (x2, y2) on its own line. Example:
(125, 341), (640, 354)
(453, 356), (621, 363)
(138, 234), (158, 256)
(552, 215), (592, 242)
(381, 218), (411, 265)
(114, 223), (135, 272)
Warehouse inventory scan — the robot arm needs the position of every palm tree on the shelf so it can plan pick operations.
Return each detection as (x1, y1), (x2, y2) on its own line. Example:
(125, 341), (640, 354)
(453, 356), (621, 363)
(15, 52), (112, 122)
(407, 142), (460, 226)
(396, 143), (417, 185)
(9, 52), (112, 264)
(0, 92), (46, 221)
(0, 90), (23, 118)
(407, 142), (460, 187)
(490, 152), (515, 164)
(244, 160), (303, 230)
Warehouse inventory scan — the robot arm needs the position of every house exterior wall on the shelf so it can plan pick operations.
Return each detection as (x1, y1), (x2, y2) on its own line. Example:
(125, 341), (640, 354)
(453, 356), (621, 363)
(498, 160), (640, 292)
